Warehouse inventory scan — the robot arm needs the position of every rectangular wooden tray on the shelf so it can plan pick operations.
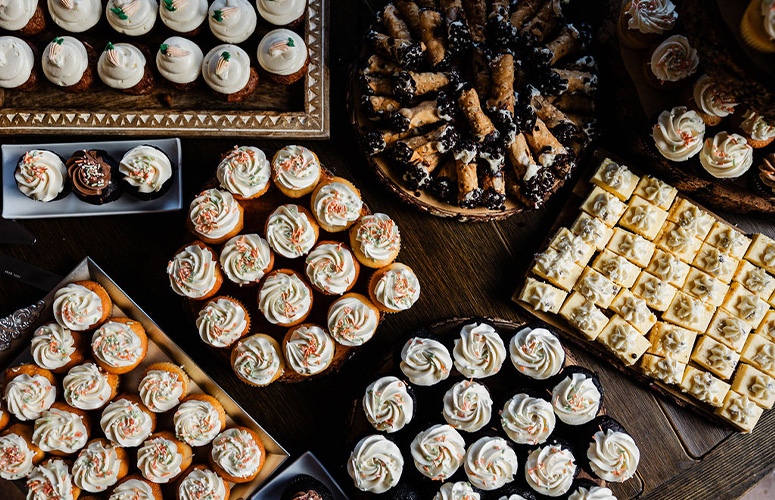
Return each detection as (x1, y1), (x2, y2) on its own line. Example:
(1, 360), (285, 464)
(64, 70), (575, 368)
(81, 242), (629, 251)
(0, 0), (328, 138)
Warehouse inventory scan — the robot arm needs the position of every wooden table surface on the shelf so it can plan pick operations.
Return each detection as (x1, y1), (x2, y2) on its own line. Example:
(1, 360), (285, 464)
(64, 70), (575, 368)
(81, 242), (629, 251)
(2, 1), (775, 499)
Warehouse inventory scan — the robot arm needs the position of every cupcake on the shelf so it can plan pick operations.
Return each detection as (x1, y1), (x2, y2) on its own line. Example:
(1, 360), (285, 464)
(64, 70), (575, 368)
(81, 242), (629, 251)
(305, 242), (360, 295)
(0, 36), (36, 90)
(258, 269), (313, 327)
(137, 431), (192, 483)
(0, 403), (8, 431)
(118, 145), (175, 200)
(100, 394), (156, 447)
(524, 442), (577, 497)
(177, 465), (229, 500)
(66, 149), (123, 204)
(616, 0), (677, 50)
(257, 28), (309, 85)
(98, 42), (155, 94)
(174, 394), (226, 447)
(265, 204), (319, 258)
(399, 337), (452, 386)
(32, 402), (91, 455)
(41, 36), (92, 92)
(3, 364), (56, 421)
(282, 323), (335, 376)
(0, 424), (44, 480)
(644, 34), (699, 89)
(442, 379), (492, 433)
(138, 363), (190, 413)
(230, 334), (285, 386)
(63, 362), (119, 411)
(689, 74), (738, 127)
(92, 317), (148, 374)
(216, 145), (271, 200)
(256, 0), (305, 27)
(281, 475), (333, 500)
(452, 322), (507, 379)
(410, 424), (465, 481)
(27, 459), (80, 500)
(31, 322), (82, 373)
(110, 475), (163, 500)
(509, 326), (566, 380)
(501, 393), (556, 446)
(106, 0), (158, 35)
(167, 241), (224, 300)
(347, 434), (404, 494)
(14, 149), (69, 203)
(310, 177), (363, 233)
(202, 44), (258, 102)
(220, 234), (274, 286)
(72, 438), (129, 493)
(209, 426), (265, 483)
(699, 131), (754, 179)
(349, 213), (401, 269)
(583, 417), (640, 483)
(741, 0), (775, 53)
(188, 188), (244, 245)
(433, 482), (482, 500)
(369, 263), (421, 313)
(0, 0), (46, 34)
(159, 0), (207, 35)
(271, 145), (322, 198)
(651, 106), (705, 162)
(568, 485), (618, 500)
(48, 0), (101, 32)
(327, 293), (380, 346)
(196, 296), (251, 348)
(757, 153), (775, 197)
(738, 109), (775, 148)
(362, 376), (414, 433)
(208, 0), (256, 43)
(464, 436), (518, 491)
(156, 37), (203, 89)
(551, 367), (603, 426)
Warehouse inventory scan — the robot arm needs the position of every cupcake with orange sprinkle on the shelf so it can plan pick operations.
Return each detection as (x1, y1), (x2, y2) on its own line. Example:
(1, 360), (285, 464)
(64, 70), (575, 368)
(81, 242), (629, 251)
(167, 241), (224, 300)
(72, 438), (129, 493)
(138, 363), (190, 413)
(3, 363), (57, 421)
(209, 426), (265, 483)
(0, 423), (44, 480)
(349, 213), (401, 268)
(219, 234), (274, 286)
(187, 188), (244, 245)
(174, 394), (226, 447)
(53, 280), (112, 332)
(91, 317), (148, 375)
(368, 263), (421, 313)
(196, 296), (251, 348)
(230, 334), (285, 387)
(137, 431), (193, 484)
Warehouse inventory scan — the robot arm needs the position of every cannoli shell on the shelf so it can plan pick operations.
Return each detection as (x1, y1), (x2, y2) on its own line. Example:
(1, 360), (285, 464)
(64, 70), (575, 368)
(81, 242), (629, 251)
(419, 9), (447, 66)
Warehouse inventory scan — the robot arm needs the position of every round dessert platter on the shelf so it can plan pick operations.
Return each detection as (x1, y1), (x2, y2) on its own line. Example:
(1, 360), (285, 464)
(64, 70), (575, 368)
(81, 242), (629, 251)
(351, 0), (600, 222)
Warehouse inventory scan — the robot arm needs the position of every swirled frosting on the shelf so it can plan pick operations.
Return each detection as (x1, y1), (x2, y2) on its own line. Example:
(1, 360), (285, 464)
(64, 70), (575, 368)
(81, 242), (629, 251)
(501, 393), (556, 445)
(31, 323), (76, 371)
(464, 436), (518, 491)
(0, 0), (35, 31)
(355, 213), (400, 262)
(740, 110), (775, 142)
(399, 337), (452, 386)
(202, 43), (251, 94)
(626, 0), (677, 34)
(266, 205), (317, 258)
(524, 445), (576, 497)
(159, 0), (207, 33)
(347, 435), (403, 494)
(693, 75), (737, 118)
(33, 407), (88, 454)
(312, 181), (362, 229)
(26, 459), (74, 500)
(257, 29), (308, 76)
(98, 43), (146, 89)
(699, 132), (753, 178)
(0, 432), (35, 479)
(305, 243), (357, 294)
(42, 37), (88, 88)
(210, 428), (262, 478)
(72, 441), (121, 492)
(551, 372), (601, 425)
(100, 399), (153, 447)
(569, 486), (618, 500)
(208, 0), (256, 43)
(156, 37), (203, 84)
(196, 297), (247, 348)
(587, 429), (640, 482)
(179, 468), (226, 500)
(374, 266), (420, 311)
(137, 436), (183, 483)
(67, 150), (113, 197)
(139, 370), (184, 412)
(272, 145), (320, 191)
(220, 234), (272, 286)
(110, 478), (155, 500)
(258, 272), (312, 325)
(5, 374), (56, 421)
(509, 327), (565, 380)
(54, 283), (104, 331)
(189, 189), (241, 240)
(652, 106), (705, 161)
(0, 36), (33, 89)
(63, 363), (112, 410)
(363, 376), (413, 433)
(92, 320), (144, 369)
(410, 424), (465, 481)
(434, 482), (480, 500)
(232, 335), (283, 386)
(48, 0), (102, 32)
(174, 399), (221, 447)
(119, 146), (172, 193)
(167, 244), (219, 299)
(763, 0), (775, 40)
(442, 380), (492, 432)
(284, 325), (334, 375)
(15, 150), (67, 203)
(256, 0), (305, 25)
(328, 295), (378, 346)
(106, 0), (158, 35)
(649, 35), (698, 82)
(452, 323), (506, 379)
(217, 146), (270, 199)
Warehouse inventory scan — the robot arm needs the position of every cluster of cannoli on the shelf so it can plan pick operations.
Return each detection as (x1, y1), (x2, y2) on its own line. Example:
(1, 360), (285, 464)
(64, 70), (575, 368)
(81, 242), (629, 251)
(357, 0), (599, 211)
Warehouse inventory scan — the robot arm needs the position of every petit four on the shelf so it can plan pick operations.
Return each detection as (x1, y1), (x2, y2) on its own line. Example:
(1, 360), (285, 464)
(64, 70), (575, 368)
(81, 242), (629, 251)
(598, 315), (651, 365)
(570, 213), (614, 250)
(610, 289), (656, 334)
(518, 277), (567, 314)
(706, 309), (751, 352)
(745, 233), (775, 273)
(680, 366), (730, 406)
(641, 353), (686, 384)
(693, 243), (739, 283)
(734, 260), (775, 297)
(590, 158), (639, 201)
(731, 363), (775, 409)
(663, 291), (714, 332)
(606, 227), (655, 268)
(634, 174), (678, 210)
(580, 186), (626, 226)
(533, 247), (584, 291)
(559, 291), (609, 340)
(715, 391), (763, 432)
(740, 333), (775, 377)
(691, 335), (740, 380)
(575, 267), (621, 308)
(721, 282), (769, 327)
(632, 271), (677, 311)
(682, 268), (727, 306)
(549, 227), (595, 266)
(619, 196), (668, 240)
(592, 250), (640, 288)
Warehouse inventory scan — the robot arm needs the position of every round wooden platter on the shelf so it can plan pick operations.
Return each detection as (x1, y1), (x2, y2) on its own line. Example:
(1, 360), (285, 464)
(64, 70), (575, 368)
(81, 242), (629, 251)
(181, 167), (384, 384)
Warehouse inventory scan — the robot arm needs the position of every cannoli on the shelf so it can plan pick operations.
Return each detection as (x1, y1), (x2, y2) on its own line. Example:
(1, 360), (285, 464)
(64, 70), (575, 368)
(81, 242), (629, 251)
(510, 0), (543, 31)
(548, 93), (595, 114)
(403, 151), (445, 190)
(359, 73), (394, 96)
(457, 86), (499, 143)
(525, 115), (567, 166)
(417, 0), (437, 7)
(441, 0), (472, 53)
(472, 45), (492, 101)
(431, 157), (458, 203)
(505, 129), (537, 181)
(393, 123), (458, 164)
(395, 1), (422, 37)
(362, 95), (403, 119)
(419, 9), (448, 67)
(521, 0), (562, 43)
(487, 0), (514, 47)
(529, 90), (582, 145)
(463, 0), (487, 43)
(486, 53), (515, 116)
(363, 128), (425, 155)
(454, 140), (482, 208)
(540, 24), (588, 66)
(381, 4), (413, 40)
(390, 92), (455, 132)
(565, 55), (597, 73)
(550, 68), (598, 94)
(394, 70), (454, 101)
(521, 163), (557, 208)
(361, 54), (402, 76)
(480, 143), (506, 210)
(368, 31), (426, 70)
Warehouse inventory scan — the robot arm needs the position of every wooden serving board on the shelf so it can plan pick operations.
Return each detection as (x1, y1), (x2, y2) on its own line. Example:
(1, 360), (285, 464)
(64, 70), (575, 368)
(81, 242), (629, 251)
(0, 0), (329, 138)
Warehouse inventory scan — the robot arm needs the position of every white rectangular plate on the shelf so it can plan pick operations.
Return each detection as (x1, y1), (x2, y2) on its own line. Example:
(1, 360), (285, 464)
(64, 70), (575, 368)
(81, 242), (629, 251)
(2, 138), (183, 219)
(252, 451), (349, 500)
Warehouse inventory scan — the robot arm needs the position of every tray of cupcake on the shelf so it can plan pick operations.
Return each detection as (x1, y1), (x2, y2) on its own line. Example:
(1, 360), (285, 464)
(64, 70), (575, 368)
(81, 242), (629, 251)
(2, 139), (183, 219)
(0, 257), (289, 499)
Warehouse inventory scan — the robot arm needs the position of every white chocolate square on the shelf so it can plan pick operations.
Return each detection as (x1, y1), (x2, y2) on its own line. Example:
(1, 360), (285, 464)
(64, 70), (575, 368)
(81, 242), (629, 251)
(619, 196), (669, 240)
(667, 199), (715, 240)
(570, 213), (614, 250)
(549, 228), (595, 267)
(715, 391), (763, 432)
(559, 291), (609, 340)
(733, 260), (775, 298)
(606, 228), (655, 268)
(656, 222), (703, 263)
(647, 322), (697, 364)
(532, 248), (584, 292)
(647, 249), (690, 287)
(740, 334), (775, 378)
(705, 222), (751, 259)
(691, 335), (740, 380)
(610, 288), (657, 334)
(632, 271), (678, 311)
(518, 277), (567, 314)
(598, 315), (651, 365)
(641, 353), (686, 385)
(580, 186), (627, 226)
(693, 243), (739, 283)
(731, 364), (775, 409)
(573, 267), (621, 309)
(744, 233), (775, 274)
(590, 158), (639, 200)
(634, 175), (678, 210)
(591, 250), (640, 288)
(755, 310), (775, 342)
(682, 268), (728, 306)
(706, 309), (751, 353)
(680, 366), (730, 407)
(721, 282), (769, 328)
(663, 291), (715, 332)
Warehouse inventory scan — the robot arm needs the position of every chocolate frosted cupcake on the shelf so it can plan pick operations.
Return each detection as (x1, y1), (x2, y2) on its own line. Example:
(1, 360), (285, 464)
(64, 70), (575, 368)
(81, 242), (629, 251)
(98, 42), (155, 95)
(119, 145), (175, 200)
(0, 0), (46, 35)
(281, 474), (333, 500)
(48, 0), (101, 32)
(15, 149), (69, 202)
(156, 37), (203, 89)
(41, 36), (93, 93)
(0, 36), (36, 90)
(67, 149), (122, 205)
(257, 28), (309, 85)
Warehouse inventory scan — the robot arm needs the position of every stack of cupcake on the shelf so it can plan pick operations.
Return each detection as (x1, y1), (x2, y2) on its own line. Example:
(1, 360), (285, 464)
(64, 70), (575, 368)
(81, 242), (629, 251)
(167, 144), (420, 386)
(346, 321), (641, 500)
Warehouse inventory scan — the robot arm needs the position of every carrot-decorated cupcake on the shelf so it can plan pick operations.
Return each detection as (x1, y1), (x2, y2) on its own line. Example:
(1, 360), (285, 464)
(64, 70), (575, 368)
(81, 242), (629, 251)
(3, 364), (56, 421)
(42, 36), (93, 92)
(159, 0), (207, 35)
(118, 145), (175, 201)
(368, 263), (420, 313)
(92, 317), (148, 374)
(98, 42), (155, 94)
(156, 37), (203, 89)
(187, 188), (244, 245)
(220, 234), (274, 286)
(14, 149), (69, 203)
(209, 427), (265, 483)
(283, 324), (335, 376)
(106, 0), (158, 36)
(48, 0), (101, 32)
(271, 145), (322, 198)
(327, 293), (379, 346)
(31, 322), (83, 373)
(0, 36), (36, 90)
(177, 465), (229, 500)
(230, 334), (285, 387)
(265, 204), (319, 259)
(109, 475), (163, 500)
(257, 28), (309, 85)
(305, 242), (359, 295)
(138, 363), (189, 413)
(67, 149), (124, 205)
(72, 438), (129, 493)
(216, 146), (271, 200)
(27, 458), (80, 500)
(63, 362), (119, 411)
(645, 34), (699, 89)
(349, 213), (401, 268)
(100, 394), (156, 447)
(256, 0), (306, 27)
(738, 109), (775, 148)
(310, 177), (363, 233)
(32, 402), (91, 455)
(167, 241), (223, 300)
(0, 424), (44, 480)
(202, 44), (258, 102)
(137, 431), (192, 483)
(196, 296), (251, 348)
(0, 0), (46, 35)
(258, 269), (313, 327)
(173, 394), (225, 447)
(208, 0), (256, 43)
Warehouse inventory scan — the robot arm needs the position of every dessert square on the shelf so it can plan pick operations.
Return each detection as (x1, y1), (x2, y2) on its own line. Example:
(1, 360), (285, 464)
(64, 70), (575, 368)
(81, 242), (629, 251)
(740, 334), (775, 378)
(570, 213), (614, 250)
(606, 227), (655, 268)
(549, 227), (596, 267)
(647, 249), (690, 287)
(714, 391), (763, 433)
(667, 199), (715, 240)
(721, 282), (769, 328)
(693, 243), (739, 284)
(663, 291), (715, 332)
(634, 175), (678, 210)
(755, 310), (775, 342)
(706, 309), (751, 353)
(705, 222), (751, 259)
(656, 222), (703, 263)
(632, 271), (678, 311)
(680, 366), (730, 407)
(559, 291), (610, 340)
(597, 315), (651, 366)
(580, 186), (627, 226)
(532, 248), (584, 292)
(770, 289), (775, 308)
(518, 277), (567, 314)
(731, 364), (775, 410)
(591, 250), (640, 288)
(610, 288), (657, 334)
(682, 268), (728, 306)
(641, 353), (686, 385)
(733, 260), (775, 298)
(619, 196), (668, 240)
(590, 158), (639, 200)
(573, 267), (621, 309)
(691, 335), (740, 380)
(647, 322), (697, 364)
(744, 233), (775, 274)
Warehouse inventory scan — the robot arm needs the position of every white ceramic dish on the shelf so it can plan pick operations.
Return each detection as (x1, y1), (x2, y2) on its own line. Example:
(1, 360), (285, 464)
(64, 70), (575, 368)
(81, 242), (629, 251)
(2, 138), (183, 219)
(252, 451), (349, 500)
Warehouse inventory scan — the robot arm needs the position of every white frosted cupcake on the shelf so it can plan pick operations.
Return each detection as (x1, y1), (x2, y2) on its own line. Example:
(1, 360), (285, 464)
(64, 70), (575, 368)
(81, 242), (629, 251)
(652, 106), (705, 162)
(282, 324), (334, 376)
(156, 37), (203, 88)
(645, 34), (699, 89)
(699, 131), (754, 179)
(219, 234), (274, 286)
(196, 296), (250, 348)
(256, 0), (306, 27)
(201, 44), (257, 102)
(26, 459), (77, 500)
(14, 149), (69, 202)
(230, 334), (285, 386)
(48, 0), (102, 32)
(257, 28), (309, 85)
(208, 0), (256, 43)
(690, 74), (738, 126)
(270, 145), (322, 198)
(258, 269), (313, 327)
(216, 145), (271, 200)
(0, 0), (45, 34)
(368, 263), (421, 313)
(305, 242), (359, 295)
(264, 204), (319, 258)
(347, 435), (404, 494)
(98, 42), (155, 94)
(362, 376), (414, 433)
(119, 145), (174, 200)
(0, 36), (36, 90)
(106, 0), (158, 35)
(41, 36), (92, 92)
(187, 188), (244, 245)
(327, 293), (379, 346)
(159, 0), (207, 34)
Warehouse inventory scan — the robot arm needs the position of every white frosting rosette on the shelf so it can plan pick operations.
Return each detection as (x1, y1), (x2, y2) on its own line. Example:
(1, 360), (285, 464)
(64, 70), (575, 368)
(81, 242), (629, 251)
(363, 376), (413, 433)
(106, 0), (158, 35)
(196, 297), (247, 348)
(587, 429), (640, 482)
(137, 436), (183, 483)
(139, 369), (184, 412)
(72, 440), (122, 492)
(0, 0), (36, 31)
(305, 243), (357, 294)
(98, 42), (146, 90)
(220, 234), (272, 286)
(328, 295), (378, 346)
(109, 479), (155, 500)
(453, 322), (506, 378)
(91, 320), (144, 369)
(652, 106), (705, 161)
(0, 36), (33, 89)
(410, 424), (465, 481)
(464, 436), (518, 491)
(159, 0), (207, 33)
(347, 435), (403, 494)
(569, 486), (619, 500)
(699, 132), (753, 178)
(524, 444), (576, 497)
(354, 213), (401, 262)
(31, 322), (76, 370)
(202, 43), (251, 94)
(0, 432), (35, 480)
(258, 271), (312, 325)
(271, 145), (320, 191)
(443, 380), (492, 432)
(208, 0), (256, 43)
(167, 243), (219, 299)
(693, 75), (737, 118)
(232, 335), (283, 386)
(15, 149), (67, 203)
(26, 459), (74, 500)
(4, 373), (56, 421)
(188, 188), (241, 240)
(626, 0), (677, 34)
(100, 398), (153, 447)
(265, 204), (317, 258)
(256, 0), (305, 26)
(284, 325), (334, 375)
(741, 110), (775, 142)
(399, 337), (452, 386)
(501, 393), (556, 445)
(433, 482), (481, 500)
(312, 181), (362, 230)
(63, 363), (113, 410)
(763, 0), (775, 41)
(210, 428), (262, 478)
(119, 145), (173, 194)
(48, 0), (102, 32)
(32, 407), (88, 454)
(53, 283), (104, 331)
(509, 327), (565, 380)
(178, 468), (227, 500)
(373, 266), (420, 311)
(174, 399), (221, 447)
(552, 372), (602, 425)
(42, 37), (89, 88)
(649, 35), (698, 82)
(217, 146), (270, 199)
(257, 28), (307, 76)
(156, 37), (203, 85)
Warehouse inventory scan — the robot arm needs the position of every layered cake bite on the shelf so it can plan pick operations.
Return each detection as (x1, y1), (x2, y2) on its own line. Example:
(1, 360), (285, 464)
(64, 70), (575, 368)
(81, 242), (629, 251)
(156, 37), (204, 89)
